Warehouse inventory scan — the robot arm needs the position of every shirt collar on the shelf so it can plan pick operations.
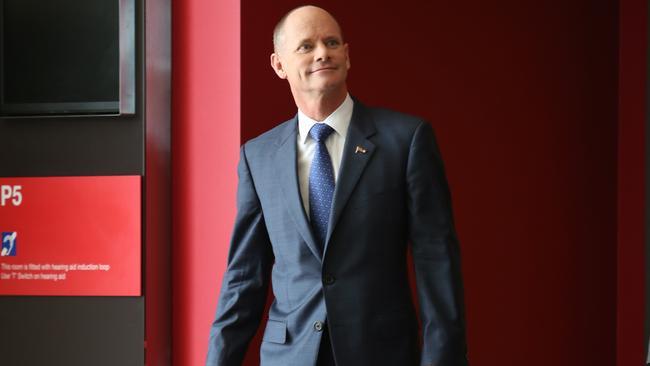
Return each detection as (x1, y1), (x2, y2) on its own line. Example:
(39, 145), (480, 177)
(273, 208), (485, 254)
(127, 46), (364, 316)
(298, 94), (354, 144)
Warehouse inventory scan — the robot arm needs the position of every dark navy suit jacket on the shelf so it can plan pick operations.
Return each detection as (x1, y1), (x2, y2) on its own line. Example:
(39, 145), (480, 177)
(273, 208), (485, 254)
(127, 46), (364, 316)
(206, 101), (468, 366)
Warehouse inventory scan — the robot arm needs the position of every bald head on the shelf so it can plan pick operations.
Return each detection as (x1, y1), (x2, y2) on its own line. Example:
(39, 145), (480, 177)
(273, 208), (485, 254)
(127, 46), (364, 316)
(269, 5), (350, 113)
(273, 6), (343, 53)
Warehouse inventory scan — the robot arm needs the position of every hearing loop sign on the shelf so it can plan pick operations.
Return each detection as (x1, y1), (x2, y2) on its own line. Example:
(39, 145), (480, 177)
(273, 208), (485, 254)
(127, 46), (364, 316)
(0, 176), (141, 296)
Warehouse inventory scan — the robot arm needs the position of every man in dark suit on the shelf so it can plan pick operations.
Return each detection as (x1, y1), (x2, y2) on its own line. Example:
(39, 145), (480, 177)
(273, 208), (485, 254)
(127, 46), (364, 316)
(207, 5), (468, 366)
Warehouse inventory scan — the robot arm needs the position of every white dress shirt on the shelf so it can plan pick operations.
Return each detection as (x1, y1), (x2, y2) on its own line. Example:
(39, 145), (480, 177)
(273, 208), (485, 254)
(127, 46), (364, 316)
(297, 94), (354, 217)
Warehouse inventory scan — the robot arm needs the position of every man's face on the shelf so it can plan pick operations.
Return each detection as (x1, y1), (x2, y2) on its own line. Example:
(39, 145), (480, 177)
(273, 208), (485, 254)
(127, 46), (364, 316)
(271, 7), (350, 98)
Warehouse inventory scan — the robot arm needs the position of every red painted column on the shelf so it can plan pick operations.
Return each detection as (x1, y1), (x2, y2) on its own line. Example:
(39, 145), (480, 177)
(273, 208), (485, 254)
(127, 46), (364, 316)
(172, 0), (240, 365)
(617, 0), (647, 364)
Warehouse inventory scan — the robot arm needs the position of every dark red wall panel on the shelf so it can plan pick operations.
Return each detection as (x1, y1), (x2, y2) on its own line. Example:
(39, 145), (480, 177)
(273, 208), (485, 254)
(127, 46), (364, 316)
(171, 0), (630, 365)
(240, 1), (618, 365)
(617, 0), (647, 364)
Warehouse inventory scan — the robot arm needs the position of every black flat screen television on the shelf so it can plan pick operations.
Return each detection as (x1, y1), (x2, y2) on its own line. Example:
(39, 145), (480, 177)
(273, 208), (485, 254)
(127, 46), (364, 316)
(0, 0), (134, 117)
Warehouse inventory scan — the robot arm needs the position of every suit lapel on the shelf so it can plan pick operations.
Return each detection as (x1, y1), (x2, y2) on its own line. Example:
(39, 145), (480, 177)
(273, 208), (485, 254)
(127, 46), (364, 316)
(324, 103), (376, 253)
(273, 116), (322, 262)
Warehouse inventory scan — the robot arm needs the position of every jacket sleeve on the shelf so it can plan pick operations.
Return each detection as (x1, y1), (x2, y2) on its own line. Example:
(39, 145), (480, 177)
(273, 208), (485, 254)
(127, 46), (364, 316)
(406, 121), (469, 366)
(206, 145), (274, 366)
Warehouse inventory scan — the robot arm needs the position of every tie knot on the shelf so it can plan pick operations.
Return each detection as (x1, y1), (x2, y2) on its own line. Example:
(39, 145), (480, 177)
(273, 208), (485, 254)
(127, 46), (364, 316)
(309, 123), (335, 142)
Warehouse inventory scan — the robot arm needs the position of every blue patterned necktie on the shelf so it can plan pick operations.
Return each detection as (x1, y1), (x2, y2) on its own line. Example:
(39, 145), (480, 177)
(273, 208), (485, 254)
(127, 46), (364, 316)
(309, 123), (336, 251)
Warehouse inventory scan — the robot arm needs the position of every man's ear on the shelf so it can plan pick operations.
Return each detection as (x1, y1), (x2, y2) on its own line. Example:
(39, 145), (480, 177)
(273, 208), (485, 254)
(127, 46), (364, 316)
(344, 43), (351, 71)
(270, 53), (287, 79)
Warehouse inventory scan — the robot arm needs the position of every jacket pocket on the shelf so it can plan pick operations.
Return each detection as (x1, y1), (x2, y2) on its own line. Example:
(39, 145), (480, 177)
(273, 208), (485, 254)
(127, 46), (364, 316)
(262, 319), (287, 344)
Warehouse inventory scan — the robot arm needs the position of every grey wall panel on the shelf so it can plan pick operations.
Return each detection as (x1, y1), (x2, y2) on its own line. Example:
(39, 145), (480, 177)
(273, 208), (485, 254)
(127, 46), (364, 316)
(0, 115), (143, 177)
(0, 1), (148, 365)
(0, 0), (144, 178)
(0, 297), (144, 366)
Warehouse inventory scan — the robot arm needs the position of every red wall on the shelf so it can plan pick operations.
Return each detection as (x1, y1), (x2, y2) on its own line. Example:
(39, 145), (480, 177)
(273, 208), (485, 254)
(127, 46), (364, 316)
(171, 0), (647, 365)
(172, 0), (240, 365)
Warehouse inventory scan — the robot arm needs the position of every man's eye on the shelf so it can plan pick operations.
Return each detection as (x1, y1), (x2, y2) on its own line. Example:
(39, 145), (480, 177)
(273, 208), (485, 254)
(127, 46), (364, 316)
(326, 39), (340, 47)
(298, 44), (313, 52)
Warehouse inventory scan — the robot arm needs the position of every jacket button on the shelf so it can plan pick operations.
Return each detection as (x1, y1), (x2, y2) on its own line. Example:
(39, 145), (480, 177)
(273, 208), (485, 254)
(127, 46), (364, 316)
(313, 321), (324, 332)
(323, 274), (335, 285)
